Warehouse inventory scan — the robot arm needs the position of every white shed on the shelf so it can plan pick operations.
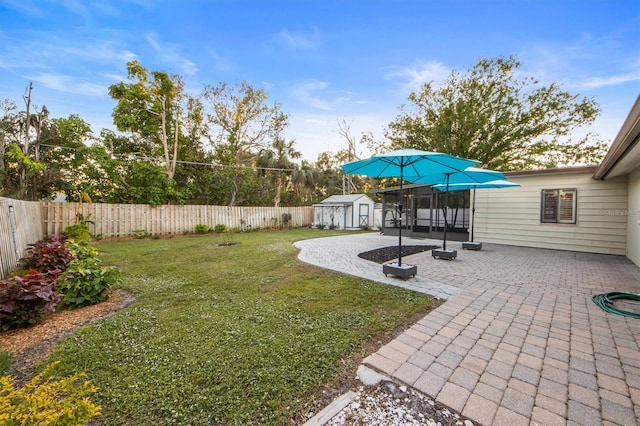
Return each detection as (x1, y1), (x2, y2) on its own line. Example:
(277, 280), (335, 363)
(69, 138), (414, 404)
(312, 194), (376, 230)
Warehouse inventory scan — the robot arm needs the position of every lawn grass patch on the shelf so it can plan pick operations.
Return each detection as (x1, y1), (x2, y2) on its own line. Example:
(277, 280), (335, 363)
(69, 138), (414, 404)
(46, 229), (439, 425)
(0, 350), (10, 375)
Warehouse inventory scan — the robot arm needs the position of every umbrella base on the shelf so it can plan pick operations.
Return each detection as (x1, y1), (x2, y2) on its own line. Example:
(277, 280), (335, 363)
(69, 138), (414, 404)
(462, 241), (482, 251)
(383, 263), (417, 280)
(432, 248), (457, 260)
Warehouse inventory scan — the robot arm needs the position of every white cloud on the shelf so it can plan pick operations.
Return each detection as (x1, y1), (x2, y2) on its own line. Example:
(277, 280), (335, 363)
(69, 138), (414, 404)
(384, 60), (451, 94)
(53, 0), (91, 20)
(29, 73), (106, 96)
(518, 32), (640, 91)
(291, 80), (352, 111)
(577, 70), (640, 90)
(64, 42), (137, 64)
(204, 48), (235, 73)
(275, 27), (320, 49)
(0, 32), (137, 71)
(145, 32), (199, 75)
(291, 81), (330, 109)
(101, 72), (127, 82)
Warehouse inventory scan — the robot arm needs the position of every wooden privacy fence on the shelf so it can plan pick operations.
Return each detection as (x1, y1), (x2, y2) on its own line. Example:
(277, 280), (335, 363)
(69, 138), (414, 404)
(41, 203), (313, 237)
(0, 197), (45, 279)
(0, 199), (313, 279)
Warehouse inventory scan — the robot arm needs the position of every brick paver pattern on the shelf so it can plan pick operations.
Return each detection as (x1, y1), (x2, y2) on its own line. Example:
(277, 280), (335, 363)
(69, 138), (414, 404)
(294, 233), (640, 426)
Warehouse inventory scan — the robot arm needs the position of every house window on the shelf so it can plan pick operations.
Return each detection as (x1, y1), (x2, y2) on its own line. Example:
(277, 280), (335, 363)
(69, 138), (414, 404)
(541, 189), (577, 224)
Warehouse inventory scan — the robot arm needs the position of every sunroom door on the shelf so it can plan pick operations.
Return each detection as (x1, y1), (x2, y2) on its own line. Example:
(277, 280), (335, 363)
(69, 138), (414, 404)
(413, 196), (432, 233)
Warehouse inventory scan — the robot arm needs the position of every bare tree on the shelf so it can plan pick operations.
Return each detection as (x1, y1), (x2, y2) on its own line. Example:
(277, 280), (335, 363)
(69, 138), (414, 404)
(202, 81), (288, 165)
(202, 81), (288, 205)
(336, 118), (357, 195)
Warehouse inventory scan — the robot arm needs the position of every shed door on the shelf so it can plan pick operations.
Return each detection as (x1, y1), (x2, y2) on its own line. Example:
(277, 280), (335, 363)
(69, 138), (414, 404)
(358, 204), (369, 228)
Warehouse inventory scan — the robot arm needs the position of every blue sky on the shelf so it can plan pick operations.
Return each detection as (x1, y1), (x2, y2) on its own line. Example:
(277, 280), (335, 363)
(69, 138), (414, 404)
(1, 0), (639, 162)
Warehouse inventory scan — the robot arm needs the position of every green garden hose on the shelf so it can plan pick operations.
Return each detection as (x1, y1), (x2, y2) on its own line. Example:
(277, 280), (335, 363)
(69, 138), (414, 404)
(592, 292), (640, 319)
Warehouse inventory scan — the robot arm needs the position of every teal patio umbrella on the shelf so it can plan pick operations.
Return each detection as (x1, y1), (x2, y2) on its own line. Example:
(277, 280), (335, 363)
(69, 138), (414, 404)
(406, 167), (507, 251)
(407, 166), (505, 186)
(432, 179), (521, 247)
(342, 149), (479, 269)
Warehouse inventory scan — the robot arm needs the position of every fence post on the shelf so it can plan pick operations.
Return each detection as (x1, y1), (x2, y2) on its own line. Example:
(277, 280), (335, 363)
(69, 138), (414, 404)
(8, 205), (19, 258)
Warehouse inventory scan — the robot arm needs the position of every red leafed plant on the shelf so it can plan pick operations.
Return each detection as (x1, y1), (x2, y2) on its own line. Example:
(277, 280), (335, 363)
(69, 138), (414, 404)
(19, 235), (73, 273)
(0, 270), (61, 330)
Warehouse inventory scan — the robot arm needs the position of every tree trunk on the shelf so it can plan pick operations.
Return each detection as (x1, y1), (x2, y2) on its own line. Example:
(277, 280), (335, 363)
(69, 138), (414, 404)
(171, 117), (178, 179)
(274, 173), (282, 207)
(160, 98), (174, 180)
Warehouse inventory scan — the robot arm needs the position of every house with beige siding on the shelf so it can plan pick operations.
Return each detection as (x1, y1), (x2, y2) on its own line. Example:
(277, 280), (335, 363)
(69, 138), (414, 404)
(473, 95), (640, 267)
(472, 167), (628, 254)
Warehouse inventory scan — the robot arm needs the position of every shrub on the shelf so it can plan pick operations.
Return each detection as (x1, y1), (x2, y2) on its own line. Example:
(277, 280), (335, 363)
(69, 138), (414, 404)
(63, 224), (91, 243)
(19, 235), (72, 273)
(194, 224), (210, 234)
(57, 259), (121, 310)
(0, 361), (101, 425)
(63, 214), (94, 243)
(213, 224), (226, 233)
(131, 229), (151, 239)
(281, 213), (292, 227)
(220, 227), (238, 246)
(66, 239), (100, 262)
(0, 271), (61, 330)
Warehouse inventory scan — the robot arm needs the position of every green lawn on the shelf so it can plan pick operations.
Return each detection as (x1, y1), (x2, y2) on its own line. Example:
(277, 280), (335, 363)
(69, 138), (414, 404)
(47, 229), (439, 425)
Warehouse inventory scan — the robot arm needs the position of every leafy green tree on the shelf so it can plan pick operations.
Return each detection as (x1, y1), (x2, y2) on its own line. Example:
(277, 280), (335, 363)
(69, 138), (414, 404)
(387, 55), (607, 170)
(0, 99), (19, 177)
(286, 160), (319, 205)
(109, 60), (184, 180)
(109, 162), (184, 206)
(0, 85), (52, 199)
(311, 151), (346, 199)
(256, 138), (301, 207)
(35, 114), (95, 200)
(0, 94), (108, 201)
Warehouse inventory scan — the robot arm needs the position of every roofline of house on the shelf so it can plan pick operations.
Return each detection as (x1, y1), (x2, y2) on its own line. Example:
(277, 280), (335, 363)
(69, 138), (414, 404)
(593, 94), (640, 180)
(504, 165), (598, 177)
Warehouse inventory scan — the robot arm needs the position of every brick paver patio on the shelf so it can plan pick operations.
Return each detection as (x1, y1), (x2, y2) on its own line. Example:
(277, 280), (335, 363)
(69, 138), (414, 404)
(294, 233), (640, 426)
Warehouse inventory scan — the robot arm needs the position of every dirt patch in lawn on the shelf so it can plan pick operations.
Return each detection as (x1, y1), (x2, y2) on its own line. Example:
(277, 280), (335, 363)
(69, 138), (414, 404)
(358, 245), (439, 264)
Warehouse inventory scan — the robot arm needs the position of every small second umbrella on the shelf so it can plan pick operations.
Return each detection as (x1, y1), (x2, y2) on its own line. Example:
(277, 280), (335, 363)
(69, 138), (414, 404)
(432, 179), (521, 250)
(406, 167), (507, 253)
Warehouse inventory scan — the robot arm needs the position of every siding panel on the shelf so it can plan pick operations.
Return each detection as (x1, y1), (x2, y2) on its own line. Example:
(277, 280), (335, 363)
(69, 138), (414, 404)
(474, 172), (628, 255)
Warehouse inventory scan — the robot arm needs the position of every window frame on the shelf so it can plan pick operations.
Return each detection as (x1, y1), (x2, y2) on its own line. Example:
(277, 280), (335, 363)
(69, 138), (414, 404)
(541, 188), (577, 224)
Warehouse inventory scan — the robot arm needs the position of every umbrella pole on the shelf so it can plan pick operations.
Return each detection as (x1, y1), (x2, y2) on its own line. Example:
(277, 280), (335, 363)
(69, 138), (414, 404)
(398, 167), (403, 266)
(443, 174), (449, 250)
(470, 186), (476, 242)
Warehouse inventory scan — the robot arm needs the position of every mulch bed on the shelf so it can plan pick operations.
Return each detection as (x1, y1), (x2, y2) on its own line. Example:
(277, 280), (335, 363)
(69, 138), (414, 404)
(358, 245), (439, 264)
(1, 289), (137, 386)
